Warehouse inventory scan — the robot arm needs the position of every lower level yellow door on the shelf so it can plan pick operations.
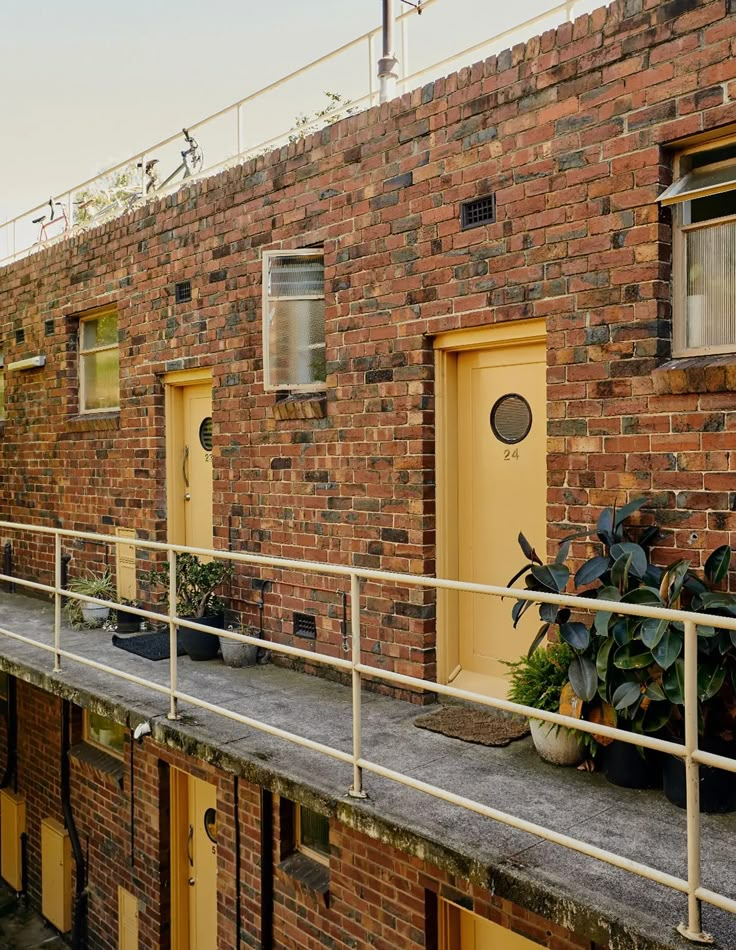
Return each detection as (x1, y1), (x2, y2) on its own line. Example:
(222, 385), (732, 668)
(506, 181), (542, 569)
(188, 776), (218, 950)
(442, 900), (544, 949)
(454, 336), (547, 697)
(172, 771), (218, 950)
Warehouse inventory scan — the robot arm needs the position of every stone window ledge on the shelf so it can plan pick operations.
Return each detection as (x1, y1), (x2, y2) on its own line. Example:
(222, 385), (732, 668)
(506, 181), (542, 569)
(66, 411), (121, 432)
(653, 355), (736, 395)
(271, 394), (327, 422)
(277, 852), (330, 906)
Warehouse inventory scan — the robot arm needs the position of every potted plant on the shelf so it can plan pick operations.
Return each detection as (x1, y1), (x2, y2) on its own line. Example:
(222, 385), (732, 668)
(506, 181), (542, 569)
(219, 623), (260, 668)
(509, 498), (736, 805)
(148, 553), (233, 661)
(66, 570), (116, 628)
(114, 598), (142, 634)
(505, 641), (585, 766)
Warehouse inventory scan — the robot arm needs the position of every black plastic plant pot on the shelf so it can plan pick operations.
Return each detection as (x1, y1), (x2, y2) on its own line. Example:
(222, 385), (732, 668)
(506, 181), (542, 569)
(662, 738), (736, 814)
(604, 739), (662, 790)
(178, 613), (224, 661)
(115, 609), (140, 634)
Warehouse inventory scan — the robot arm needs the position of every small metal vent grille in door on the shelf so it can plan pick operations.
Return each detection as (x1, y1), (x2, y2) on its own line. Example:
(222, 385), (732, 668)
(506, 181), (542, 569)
(199, 417), (213, 451)
(490, 394), (532, 444)
(293, 612), (317, 639)
(461, 195), (496, 229)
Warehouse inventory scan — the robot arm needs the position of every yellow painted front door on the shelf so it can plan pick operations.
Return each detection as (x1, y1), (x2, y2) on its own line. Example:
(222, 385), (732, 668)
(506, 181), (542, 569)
(166, 373), (214, 550)
(453, 337), (546, 697)
(182, 385), (214, 550)
(171, 771), (218, 950)
(188, 776), (218, 950)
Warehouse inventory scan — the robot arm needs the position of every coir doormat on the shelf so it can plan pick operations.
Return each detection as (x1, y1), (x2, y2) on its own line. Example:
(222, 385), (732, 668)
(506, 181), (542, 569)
(112, 631), (186, 661)
(414, 706), (530, 747)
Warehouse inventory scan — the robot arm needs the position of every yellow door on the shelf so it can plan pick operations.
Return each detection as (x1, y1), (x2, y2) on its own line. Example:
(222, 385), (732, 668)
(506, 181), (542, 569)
(453, 338), (546, 698)
(441, 900), (544, 949)
(171, 771), (218, 950)
(166, 373), (214, 550)
(118, 886), (139, 950)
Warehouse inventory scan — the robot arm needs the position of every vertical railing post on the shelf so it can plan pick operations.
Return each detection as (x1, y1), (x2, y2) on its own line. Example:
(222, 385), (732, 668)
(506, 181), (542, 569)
(53, 533), (62, 673)
(677, 621), (713, 944)
(167, 549), (180, 721)
(348, 572), (367, 798)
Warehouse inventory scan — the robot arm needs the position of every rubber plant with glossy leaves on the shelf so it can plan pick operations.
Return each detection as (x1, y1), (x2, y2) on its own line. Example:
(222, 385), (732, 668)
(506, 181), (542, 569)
(508, 498), (736, 749)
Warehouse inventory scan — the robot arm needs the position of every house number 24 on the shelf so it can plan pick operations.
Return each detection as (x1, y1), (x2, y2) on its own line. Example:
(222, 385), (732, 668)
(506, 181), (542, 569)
(503, 448), (520, 460)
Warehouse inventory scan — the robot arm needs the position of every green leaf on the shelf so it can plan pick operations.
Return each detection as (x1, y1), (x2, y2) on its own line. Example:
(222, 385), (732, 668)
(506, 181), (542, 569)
(530, 564), (569, 593)
(597, 586), (622, 604)
(574, 557), (610, 588)
(596, 637), (614, 679)
(698, 592), (736, 615)
(610, 552), (632, 589)
(636, 701), (672, 735)
(612, 681), (642, 711)
(704, 545), (731, 585)
(610, 543), (648, 578)
(597, 507), (614, 546)
(697, 663), (726, 702)
(507, 564), (533, 589)
(640, 617), (669, 649)
(661, 559), (691, 607)
(518, 532), (542, 564)
(594, 611), (612, 636)
(696, 625), (717, 639)
(568, 655), (598, 702)
(663, 660), (685, 705)
(555, 538), (572, 565)
(614, 643), (654, 670)
(560, 622), (590, 652)
(612, 619), (632, 647)
(620, 587), (663, 606)
(652, 628), (683, 669)
(614, 496), (648, 527)
(526, 624), (551, 657)
(645, 681), (666, 702)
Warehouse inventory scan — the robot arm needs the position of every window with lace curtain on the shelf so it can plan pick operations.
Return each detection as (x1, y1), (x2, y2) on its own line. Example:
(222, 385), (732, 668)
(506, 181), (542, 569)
(660, 139), (736, 357)
(262, 250), (326, 391)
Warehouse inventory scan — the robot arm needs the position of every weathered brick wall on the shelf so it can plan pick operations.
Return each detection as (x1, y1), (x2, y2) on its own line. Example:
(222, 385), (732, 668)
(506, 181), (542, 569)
(1, 0), (736, 680)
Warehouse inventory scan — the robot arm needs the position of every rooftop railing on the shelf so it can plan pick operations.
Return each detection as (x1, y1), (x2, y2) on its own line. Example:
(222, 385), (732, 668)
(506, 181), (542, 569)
(0, 0), (591, 268)
(0, 518), (733, 943)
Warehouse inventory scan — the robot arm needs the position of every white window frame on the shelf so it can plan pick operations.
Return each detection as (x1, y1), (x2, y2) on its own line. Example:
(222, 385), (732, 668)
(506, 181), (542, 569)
(295, 803), (330, 866)
(661, 136), (736, 358)
(78, 306), (120, 413)
(262, 248), (326, 393)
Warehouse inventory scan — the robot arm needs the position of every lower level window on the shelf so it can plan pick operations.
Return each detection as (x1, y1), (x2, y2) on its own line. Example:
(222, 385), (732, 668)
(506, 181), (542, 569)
(84, 710), (125, 757)
(296, 804), (330, 864)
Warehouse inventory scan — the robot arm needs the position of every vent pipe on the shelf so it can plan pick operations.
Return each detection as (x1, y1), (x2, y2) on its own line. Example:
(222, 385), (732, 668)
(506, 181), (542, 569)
(378, 0), (398, 103)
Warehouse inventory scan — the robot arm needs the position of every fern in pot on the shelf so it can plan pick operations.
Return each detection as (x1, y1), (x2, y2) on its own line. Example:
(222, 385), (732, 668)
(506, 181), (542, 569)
(66, 571), (116, 629)
(505, 642), (586, 766)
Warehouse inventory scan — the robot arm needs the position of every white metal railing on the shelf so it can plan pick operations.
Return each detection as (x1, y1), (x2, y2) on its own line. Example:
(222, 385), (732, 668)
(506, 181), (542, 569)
(0, 0), (590, 268)
(0, 518), (733, 943)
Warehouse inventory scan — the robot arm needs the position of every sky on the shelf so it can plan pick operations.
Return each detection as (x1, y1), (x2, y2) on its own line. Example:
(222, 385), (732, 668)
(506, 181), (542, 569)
(0, 0), (599, 232)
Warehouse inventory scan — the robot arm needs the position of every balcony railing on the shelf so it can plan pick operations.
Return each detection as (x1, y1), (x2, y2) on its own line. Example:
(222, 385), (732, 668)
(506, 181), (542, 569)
(0, 518), (733, 942)
(0, 0), (593, 268)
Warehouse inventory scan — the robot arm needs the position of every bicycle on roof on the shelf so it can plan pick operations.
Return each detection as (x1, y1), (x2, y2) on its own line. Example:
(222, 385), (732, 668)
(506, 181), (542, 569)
(32, 198), (69, 245)
(140, 127), (204, 193)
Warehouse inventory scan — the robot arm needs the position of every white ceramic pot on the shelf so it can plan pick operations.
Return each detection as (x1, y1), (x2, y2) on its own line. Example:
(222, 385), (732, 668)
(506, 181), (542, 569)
(529, 719), (584, 767)
(81, 604), (110, 627)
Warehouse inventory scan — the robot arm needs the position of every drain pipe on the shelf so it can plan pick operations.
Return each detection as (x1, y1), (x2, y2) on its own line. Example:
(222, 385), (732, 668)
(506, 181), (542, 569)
(378, 0), (398, 102)
(3, 541), (15, 594)
(61, 701), (87, 950)
(0, 677), (18, 791)
(234, 777), (241, 948)
(260, 788), (273, 949)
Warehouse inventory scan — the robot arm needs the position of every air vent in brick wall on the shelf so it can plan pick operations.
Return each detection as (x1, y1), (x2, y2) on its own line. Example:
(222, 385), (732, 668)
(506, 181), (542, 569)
(461, 194), (496, 229)
(293, 612), (317, 640)
(174, 280), (192, 303)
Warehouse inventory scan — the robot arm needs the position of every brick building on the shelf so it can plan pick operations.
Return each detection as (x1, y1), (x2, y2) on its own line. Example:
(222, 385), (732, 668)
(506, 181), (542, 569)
(0, 0), (735, 946)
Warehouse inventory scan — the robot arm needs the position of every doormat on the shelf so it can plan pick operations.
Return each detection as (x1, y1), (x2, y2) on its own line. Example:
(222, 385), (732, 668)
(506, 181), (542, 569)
(112, 631), (186, 661)
(414, 706), (530, 747)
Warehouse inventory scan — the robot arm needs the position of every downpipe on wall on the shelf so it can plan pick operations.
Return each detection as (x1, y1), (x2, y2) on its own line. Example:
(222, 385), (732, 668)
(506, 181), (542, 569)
(61, 701), (87, 950)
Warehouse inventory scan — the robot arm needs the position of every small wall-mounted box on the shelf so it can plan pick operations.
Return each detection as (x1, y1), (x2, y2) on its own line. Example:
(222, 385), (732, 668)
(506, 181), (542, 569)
(41, 817), (72, 933)
(0, 788), (26, 891)
(7, 355), (46, 371)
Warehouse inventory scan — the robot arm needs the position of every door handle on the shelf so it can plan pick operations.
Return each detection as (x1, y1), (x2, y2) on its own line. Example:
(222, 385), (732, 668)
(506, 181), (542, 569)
(182, 445), (190, 489)
(187, 823), (194, 867)
(188, 877), (195, 886)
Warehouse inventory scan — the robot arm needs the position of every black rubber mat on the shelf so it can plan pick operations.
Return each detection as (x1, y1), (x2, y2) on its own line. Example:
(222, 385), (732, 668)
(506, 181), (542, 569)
(112, 631), (185, 661)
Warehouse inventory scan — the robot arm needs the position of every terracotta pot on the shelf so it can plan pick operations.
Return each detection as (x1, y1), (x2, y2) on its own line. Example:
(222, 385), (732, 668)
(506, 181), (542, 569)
(529, 719), (584, 767)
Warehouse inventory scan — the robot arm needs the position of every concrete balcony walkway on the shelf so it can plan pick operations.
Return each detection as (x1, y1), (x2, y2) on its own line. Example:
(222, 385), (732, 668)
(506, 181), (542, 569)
(0, 590), (734, 949)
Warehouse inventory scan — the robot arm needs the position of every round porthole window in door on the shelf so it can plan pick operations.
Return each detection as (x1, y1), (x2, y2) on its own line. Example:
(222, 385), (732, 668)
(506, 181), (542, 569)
(204, 807), (217, 843)
(490, 394), (532, 445)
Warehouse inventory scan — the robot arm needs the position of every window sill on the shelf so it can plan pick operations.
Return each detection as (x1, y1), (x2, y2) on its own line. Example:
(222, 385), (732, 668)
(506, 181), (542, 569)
(69, 742), (124, 788)
(66, 411), (121, 432)
(277, 852), (330, 906)
(271, 393), (327, 422)
(653, 354), (736, 395)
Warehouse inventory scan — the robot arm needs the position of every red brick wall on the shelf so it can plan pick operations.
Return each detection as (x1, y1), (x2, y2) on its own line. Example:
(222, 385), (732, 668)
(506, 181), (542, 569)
(2, 0), (736, 682)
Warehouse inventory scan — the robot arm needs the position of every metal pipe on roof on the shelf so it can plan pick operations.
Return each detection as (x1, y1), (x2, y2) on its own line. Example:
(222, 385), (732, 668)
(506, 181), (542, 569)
(378, 0), (398, 102)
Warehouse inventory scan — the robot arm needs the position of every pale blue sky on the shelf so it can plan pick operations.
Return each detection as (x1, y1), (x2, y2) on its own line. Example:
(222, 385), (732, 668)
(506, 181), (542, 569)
(0, 0), (598, 225)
